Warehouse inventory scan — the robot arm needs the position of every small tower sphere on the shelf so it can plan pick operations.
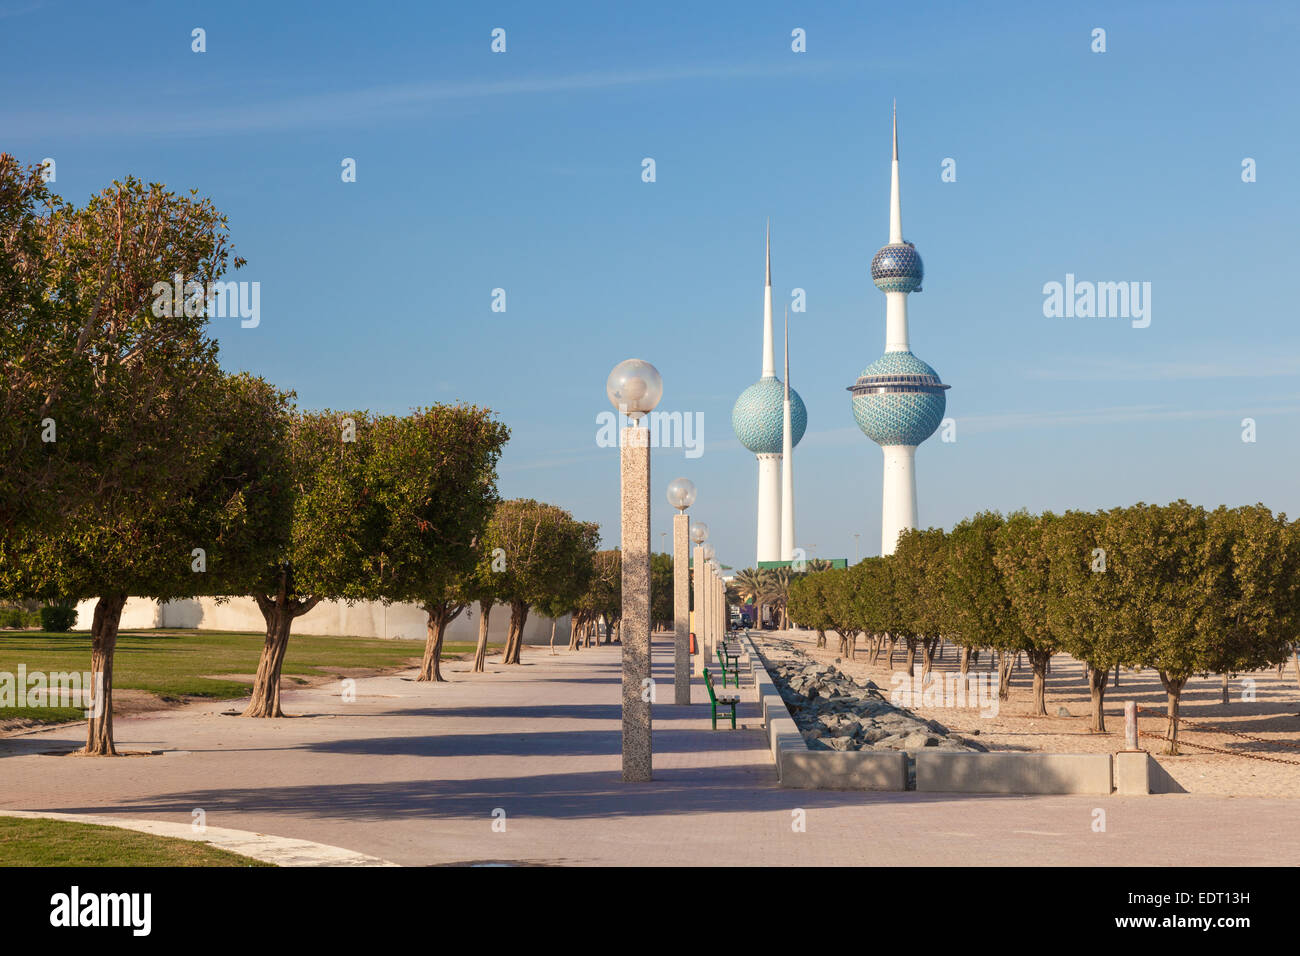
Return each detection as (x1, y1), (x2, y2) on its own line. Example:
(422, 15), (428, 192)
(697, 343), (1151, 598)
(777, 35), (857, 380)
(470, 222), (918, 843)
(871, 242), (924, 294)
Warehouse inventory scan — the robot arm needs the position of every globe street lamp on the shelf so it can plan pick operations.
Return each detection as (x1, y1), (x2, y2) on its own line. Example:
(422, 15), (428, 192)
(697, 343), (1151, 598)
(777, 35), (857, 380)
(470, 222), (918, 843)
(666, 477), (696, 704)
(607, 359), (661, 783)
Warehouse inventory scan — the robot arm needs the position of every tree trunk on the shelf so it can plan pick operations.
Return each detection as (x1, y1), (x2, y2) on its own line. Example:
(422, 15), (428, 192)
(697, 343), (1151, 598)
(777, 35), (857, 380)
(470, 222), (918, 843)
(997, 651), (1013, 701)
(815, 628), (826, 649)
(1112, 663), (1120, 688)
(502, 601), (529, 664)
(887, 636), (896, 667)
(549, 619), (558, 654)
(244, 602), (294, 718)
(1028, 648), (1051, 717)
(905, 640), (916, 673)
(1221, 673), (1230, 705)
(959, 644), (971, 676)
(418, 601), (464, 682)
(921, 638), (938, 679)
(84, 594), (127, 756)
(847, 632), (857, 661)
(1158, 672), (1186, 755)
(1088, 665), (1107, 733)
(473, 601), (493, 672)
(970, 648), (979, 670)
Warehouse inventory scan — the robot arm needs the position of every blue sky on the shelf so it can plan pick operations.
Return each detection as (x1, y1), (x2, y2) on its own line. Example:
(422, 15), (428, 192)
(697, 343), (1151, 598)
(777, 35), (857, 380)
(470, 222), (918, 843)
(4, 0), (1299, 568)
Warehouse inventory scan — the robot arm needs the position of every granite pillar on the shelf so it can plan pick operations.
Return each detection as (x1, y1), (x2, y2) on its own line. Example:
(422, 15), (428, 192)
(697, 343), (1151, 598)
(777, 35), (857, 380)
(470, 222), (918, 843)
(673, 511), (690, 704)
(693, 544), (705, 677)
(621, 425), (651, 782)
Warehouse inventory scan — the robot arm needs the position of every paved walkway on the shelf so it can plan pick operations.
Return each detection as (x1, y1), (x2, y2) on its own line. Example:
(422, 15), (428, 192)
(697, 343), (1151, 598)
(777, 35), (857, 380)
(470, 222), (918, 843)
(2, 640), (1298, 865)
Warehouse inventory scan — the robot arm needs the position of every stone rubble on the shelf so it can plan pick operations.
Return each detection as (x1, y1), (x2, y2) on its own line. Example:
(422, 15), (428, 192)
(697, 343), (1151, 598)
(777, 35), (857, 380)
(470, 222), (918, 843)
(763, 648), (988, 754)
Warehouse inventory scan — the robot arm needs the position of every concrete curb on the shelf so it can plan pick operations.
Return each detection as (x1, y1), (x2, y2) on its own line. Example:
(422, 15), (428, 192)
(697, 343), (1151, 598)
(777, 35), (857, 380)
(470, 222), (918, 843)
(0, 811), (400, 866)
(743, 632), (1149, 795)
(741, 633), (907, 791)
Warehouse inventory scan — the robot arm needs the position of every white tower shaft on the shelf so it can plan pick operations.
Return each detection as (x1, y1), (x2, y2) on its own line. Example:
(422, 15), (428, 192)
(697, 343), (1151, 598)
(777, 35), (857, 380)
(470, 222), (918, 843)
(880, 444), (917, 556)
(756, 454), (781, 563)
(780, 309), (795, 560)
(886, 292), (910, 352)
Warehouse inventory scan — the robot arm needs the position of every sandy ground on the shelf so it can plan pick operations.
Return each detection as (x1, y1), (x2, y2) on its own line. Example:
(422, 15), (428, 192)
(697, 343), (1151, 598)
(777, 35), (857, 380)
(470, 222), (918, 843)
(762, 629), (1300, 798)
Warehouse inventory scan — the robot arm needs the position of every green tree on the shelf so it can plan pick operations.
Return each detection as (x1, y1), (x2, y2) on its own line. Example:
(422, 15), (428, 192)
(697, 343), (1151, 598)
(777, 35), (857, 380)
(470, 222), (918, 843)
(487, 500), (599, 664)
(821, 567), (864, 658)
(0, 170), (252, 754)
(0, 372), (291, 753)
(992, 512), (1059, 716)
(892, 528), (948, 676)
(1100, 501), (1225, 754)
(760, 567), (795, 630)
(1203, 505), (1300, 704)
(364, 406), (510, 682)
(572, 549), (620, 649)
(788, 572), (833, 648)
(1041, 510), (1122, 732)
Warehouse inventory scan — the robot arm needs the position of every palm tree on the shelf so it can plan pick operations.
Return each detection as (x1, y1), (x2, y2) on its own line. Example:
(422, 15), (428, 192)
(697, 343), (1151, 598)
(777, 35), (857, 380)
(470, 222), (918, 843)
(760, 567), (795, 629)
(731, 567), (766, 626)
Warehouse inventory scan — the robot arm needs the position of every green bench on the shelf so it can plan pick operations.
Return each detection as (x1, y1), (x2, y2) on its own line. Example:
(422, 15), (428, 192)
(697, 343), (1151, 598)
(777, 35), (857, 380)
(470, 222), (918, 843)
(704, 668), (739, 730)
(714, 646), (739, 688)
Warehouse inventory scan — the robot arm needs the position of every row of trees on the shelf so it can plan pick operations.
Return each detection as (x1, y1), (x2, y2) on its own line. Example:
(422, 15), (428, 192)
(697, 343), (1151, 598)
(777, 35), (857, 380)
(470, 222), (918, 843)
(787, 504), (1300, 754)
(2, 155), (669, 754)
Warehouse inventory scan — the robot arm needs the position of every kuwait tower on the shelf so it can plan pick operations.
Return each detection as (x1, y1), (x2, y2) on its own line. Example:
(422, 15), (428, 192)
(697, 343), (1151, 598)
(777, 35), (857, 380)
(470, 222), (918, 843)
(849, 105), (950, 556)
(733, 225), (807, 564)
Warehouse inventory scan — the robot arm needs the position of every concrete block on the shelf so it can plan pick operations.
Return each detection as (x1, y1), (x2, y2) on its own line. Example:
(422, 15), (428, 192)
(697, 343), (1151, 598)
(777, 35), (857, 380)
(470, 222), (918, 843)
(1114, 751), (1151, 795)
(767, 716), (802, 759)
(916, 752), (1113, 795)
(779, 750), (908, 791)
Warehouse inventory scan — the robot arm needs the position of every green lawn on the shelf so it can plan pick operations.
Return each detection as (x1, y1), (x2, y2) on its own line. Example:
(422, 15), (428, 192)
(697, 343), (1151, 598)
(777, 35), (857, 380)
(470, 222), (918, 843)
(0, 629), (486, 724)
(0, 816), (274, 866)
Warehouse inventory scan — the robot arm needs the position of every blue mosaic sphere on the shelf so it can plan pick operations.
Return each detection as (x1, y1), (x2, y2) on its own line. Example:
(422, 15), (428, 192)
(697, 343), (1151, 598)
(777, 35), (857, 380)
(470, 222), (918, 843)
(871, 242), (923, 293)
(732, 376), (807, 455)
(849, 351), (948, 446)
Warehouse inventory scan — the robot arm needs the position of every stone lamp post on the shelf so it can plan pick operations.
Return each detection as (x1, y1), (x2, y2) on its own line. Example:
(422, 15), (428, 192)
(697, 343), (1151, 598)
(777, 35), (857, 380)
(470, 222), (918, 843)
(607, 358), (662, 783)
(666, 477), (696, 705)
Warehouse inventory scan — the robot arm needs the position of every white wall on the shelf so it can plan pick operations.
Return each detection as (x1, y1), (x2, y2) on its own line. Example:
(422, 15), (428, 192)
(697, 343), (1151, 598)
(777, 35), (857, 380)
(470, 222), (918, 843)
(70, 596), (570, 646)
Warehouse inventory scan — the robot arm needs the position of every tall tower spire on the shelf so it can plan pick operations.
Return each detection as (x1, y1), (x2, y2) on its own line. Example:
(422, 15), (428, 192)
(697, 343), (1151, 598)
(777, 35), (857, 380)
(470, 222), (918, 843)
(884, 104), (911, 352)
(850, 104), (949, 557)
(761, 219), (775, 377)
(889, 100), (903, 244)
(780, 307), (795, 560)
